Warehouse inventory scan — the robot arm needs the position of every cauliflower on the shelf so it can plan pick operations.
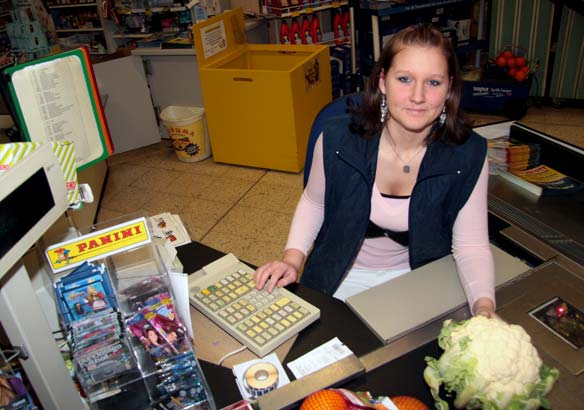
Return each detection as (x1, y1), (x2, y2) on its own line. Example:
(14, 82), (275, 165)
(423, 316), (559, 410)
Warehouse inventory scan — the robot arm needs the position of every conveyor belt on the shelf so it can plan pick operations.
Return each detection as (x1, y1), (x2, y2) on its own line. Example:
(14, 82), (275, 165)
(489, 194), (584, 266)
(546, 239), (584, 266)
(489, 194), (563, 239)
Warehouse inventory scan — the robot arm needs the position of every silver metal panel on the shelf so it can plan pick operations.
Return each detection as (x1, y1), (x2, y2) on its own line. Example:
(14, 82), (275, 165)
(346, 245), (529, 344)
(495, 260), (584, 409)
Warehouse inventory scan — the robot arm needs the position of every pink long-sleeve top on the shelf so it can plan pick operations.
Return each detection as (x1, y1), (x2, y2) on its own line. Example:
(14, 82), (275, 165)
(286, 134), (495, 311)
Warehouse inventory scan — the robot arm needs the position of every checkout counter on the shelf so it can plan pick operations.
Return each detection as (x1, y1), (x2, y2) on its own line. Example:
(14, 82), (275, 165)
(176, 120), (584, 409)
(178, 244), (582, 409)
(2, 119), (580, 409)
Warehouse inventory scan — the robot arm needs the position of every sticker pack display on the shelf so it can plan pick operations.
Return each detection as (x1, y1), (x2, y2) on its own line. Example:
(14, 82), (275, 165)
(54, 261), (118, 325)
(53, 262), (213, 406)
(54, 261), (135, 387)
(122, 278), (213, 408)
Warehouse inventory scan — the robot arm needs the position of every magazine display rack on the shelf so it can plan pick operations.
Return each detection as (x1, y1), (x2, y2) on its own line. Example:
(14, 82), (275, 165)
(47, 214), (216, 410)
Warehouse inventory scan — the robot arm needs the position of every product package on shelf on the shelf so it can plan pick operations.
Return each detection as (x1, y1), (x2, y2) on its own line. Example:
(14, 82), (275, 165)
(47, 213), (216, 409)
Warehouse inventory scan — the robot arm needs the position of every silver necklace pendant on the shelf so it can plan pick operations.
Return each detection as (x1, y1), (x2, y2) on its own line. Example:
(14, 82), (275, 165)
(403, 165), (410, 173)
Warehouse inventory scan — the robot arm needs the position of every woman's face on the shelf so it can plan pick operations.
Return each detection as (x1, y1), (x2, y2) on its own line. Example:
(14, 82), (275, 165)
(379, 46), (450, 135)
(167, 331), (178, 344)
(147, 330), (159, 344)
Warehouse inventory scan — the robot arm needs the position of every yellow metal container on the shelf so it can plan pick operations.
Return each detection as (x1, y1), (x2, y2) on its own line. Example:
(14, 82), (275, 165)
(192, 9), (332, 172)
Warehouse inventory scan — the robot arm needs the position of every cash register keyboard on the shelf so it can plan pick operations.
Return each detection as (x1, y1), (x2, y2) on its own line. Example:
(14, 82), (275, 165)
(188, 253), (320, 357)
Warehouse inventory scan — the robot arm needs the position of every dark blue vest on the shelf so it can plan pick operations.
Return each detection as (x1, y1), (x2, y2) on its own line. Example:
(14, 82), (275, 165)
(300, 115), (487, 295)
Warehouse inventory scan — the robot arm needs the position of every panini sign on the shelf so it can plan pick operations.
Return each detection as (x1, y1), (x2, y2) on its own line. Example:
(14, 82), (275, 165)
(46, 217), (151, 273)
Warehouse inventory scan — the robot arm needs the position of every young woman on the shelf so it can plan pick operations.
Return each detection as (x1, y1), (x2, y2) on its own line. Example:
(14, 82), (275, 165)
(254, 25), (496, 318)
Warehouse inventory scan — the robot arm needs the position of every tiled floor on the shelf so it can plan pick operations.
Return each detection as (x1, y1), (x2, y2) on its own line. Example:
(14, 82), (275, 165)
(97, 105), (584, 269)
(98, 143), (303, 268)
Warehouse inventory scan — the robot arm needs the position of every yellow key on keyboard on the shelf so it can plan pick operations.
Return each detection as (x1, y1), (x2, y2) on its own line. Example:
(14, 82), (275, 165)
(277, 297), (290, 307)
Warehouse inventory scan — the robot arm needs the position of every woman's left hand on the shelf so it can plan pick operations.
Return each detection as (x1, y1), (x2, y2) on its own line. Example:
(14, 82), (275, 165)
(472, 297), (499, 319)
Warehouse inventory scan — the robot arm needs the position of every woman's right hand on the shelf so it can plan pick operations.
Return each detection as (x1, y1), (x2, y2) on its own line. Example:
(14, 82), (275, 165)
(254, 249), (305, 293)
(254, 260), (299, 293)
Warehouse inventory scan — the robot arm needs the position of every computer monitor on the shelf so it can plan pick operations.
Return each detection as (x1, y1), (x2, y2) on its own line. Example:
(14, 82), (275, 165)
(0, 143), (68, 277)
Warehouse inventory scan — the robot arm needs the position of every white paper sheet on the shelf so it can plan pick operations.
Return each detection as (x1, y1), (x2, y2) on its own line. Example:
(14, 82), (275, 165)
(169, 271), (193, 339)
(286, 337), (353, 379)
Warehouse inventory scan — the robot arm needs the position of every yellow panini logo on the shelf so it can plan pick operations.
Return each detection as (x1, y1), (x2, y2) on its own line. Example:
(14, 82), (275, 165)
(46, 217), (151, 274)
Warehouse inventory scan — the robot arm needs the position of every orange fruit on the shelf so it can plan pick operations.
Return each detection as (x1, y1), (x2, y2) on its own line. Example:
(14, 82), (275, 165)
(390, 396), (429, 410)
(508, 68), (518, 78)
(506, 57), (516, 68)
(514, 71), (528, 82)
(514, 56), (527, 67)
(495, 56), (507, 67)
(501, 50), (513, 59)
(301, 390), (347, 410)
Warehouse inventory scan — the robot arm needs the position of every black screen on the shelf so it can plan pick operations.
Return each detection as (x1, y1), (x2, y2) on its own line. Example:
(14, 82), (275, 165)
(0, 168), (55, 261)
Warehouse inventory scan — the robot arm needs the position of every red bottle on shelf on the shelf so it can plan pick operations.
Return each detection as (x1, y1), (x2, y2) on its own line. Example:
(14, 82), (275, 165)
(300, 16), (311, 44)
(342, 9), (351, 43)
(280, 20), (291, 44)
(333, 11), (343, 44)
(290, 18), (301, 44)
(310, 14), (321, 44)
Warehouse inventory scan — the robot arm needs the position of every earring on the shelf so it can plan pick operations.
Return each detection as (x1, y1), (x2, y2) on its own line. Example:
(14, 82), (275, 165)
(380, 94), (388, 123)
(439, 106), (447, 127)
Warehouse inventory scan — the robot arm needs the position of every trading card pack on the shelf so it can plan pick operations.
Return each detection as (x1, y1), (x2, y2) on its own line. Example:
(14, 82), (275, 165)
(54, 262), (118, 325)
(118, 276), (167, 311)
(127, 292), (189, 361)
(74, 339), (134, 384)
(152, 352), (211, 410)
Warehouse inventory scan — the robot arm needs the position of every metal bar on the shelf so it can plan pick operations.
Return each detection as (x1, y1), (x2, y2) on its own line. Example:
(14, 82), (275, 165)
(256, 354), (364, 410)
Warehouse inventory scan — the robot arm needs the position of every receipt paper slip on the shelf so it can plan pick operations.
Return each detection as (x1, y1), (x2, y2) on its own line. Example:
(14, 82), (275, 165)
(287, 337), (353, 379)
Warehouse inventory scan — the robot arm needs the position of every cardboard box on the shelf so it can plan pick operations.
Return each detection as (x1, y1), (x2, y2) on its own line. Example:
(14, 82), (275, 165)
(192, 8), (332, 172)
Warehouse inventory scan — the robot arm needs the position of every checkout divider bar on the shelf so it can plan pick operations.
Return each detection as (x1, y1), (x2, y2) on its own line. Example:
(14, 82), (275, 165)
(499, 225), (558, 263)
(257, 354), (365, 410)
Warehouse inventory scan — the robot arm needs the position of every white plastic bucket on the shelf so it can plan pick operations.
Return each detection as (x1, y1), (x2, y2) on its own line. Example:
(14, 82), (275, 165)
(160, 106), (211, 163)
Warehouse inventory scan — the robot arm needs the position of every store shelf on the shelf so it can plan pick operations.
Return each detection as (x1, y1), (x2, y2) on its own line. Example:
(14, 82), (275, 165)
(112, 32), (151, 38)
(110, 2), (192, 50)
(48, 2), (99, 9)
(56, 27), (103, 32)
(116, 5), (187, 14)
(49, 0), (116, 53)
(265, 0), (348, 18)
(263, 0), (356, 78)
(358, 0), (489, 73)
(360, 0), (473, 17)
